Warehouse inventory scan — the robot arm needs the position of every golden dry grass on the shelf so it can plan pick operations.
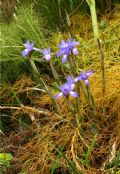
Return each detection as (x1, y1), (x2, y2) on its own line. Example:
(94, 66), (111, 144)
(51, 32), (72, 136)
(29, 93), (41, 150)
(1, 65), (119, 174)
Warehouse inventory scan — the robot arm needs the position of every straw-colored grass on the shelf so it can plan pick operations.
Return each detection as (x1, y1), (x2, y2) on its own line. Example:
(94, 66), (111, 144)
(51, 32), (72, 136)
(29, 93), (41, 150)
(1, 65), (119, 173)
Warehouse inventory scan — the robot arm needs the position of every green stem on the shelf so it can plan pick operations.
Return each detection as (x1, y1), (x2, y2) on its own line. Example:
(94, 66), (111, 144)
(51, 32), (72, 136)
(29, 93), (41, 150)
(49, 60), (60, 85)
(86, 0), (106, 96)
(86, 85), (96, 117)
(39, 77), (61, 113)
(28, 56), (39, 76)
(68, 56), (76, 76)
(86, 0), (99, 40)
(28, 56), (60, 113)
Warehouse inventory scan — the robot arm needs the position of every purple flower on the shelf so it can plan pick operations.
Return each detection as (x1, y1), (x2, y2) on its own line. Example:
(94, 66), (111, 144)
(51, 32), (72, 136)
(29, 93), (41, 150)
(66, 75), (75, 85)
(57, 41), (70, 63)
(42, 47), (52, 61)
(67, 38), (79, 55)
(62, 54), (68, 63)
(22, 40), (40, 57)
(59, 40), (68, 49)
(75, 71), (93, 85)
(55, 82), (78, 99)
(56, 38), (79, 63)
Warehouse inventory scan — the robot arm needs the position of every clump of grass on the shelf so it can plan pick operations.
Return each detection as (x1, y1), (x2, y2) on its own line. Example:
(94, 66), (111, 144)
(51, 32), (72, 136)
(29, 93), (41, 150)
(0, 153), (13, 173)
(34, 0), (87, 31)
(0, 4), (48, 84)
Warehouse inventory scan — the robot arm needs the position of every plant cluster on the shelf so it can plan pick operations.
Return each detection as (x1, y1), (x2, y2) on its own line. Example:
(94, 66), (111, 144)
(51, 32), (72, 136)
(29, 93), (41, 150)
(21, 38), (95, 117)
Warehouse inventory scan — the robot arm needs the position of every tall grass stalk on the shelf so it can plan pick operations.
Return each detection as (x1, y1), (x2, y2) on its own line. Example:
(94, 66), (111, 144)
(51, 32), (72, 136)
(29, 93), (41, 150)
(86, 0), (106, 96)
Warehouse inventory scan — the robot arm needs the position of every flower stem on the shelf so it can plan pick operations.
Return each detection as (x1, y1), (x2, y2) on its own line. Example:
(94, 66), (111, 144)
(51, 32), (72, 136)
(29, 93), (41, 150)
(39, 77), (61, 113)
(28, 55), (39, 76)
(86, 85), (96, 117)
(49, 60), (60, 85)
(68, 57), (76, 76)
(28, 56), (60, 113)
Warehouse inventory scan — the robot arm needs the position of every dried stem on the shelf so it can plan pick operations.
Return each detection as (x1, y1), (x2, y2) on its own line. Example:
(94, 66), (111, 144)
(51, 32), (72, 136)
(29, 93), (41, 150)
(0, 105), (51, 116)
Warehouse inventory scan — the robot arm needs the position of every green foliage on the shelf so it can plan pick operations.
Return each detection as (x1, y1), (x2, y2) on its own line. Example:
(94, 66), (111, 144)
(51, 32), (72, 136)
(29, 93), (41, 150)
(1, 4), (47, 84)
(1, 0), (119, 30)
(32, 0), (120, 30)
(34, 0), (88, 30)
(0, 153), (13, 173)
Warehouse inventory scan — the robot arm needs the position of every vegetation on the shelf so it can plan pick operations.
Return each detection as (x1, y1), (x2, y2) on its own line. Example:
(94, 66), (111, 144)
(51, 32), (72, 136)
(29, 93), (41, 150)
(0, 153), (13, 173)
(0, 0), (120, 174)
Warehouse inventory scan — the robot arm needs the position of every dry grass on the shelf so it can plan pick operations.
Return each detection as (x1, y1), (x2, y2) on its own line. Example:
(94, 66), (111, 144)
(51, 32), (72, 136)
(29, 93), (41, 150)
(1, 65), (119, 174)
